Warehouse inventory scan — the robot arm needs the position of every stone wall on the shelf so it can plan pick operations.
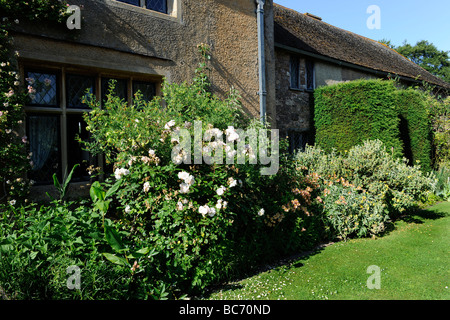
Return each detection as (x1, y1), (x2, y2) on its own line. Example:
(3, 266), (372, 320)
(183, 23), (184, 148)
(11, 0), (277, 199)
(274, 49), (313, 134)
(11, 0), (268, 117)
(275, 48), (377, 135)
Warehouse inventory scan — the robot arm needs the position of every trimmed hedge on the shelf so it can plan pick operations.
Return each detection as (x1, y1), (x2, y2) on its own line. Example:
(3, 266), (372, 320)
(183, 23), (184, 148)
(394, 88), (433, 172)
(314, 79), (432, 171)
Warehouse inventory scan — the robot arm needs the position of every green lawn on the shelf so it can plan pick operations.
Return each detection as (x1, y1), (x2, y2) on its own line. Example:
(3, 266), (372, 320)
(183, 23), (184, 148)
(206, 202), (450, 300)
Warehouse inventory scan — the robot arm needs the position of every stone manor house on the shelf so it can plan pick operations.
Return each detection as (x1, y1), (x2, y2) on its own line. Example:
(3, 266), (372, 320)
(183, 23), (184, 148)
(10, 0), (450, 198)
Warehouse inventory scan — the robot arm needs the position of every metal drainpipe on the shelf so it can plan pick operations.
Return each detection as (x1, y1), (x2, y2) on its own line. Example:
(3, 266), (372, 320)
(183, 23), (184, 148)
(256, 0), (267, 123)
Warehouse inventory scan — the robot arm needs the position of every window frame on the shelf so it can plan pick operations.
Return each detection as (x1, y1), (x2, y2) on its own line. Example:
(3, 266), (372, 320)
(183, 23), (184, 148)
(22, 64), (161, 185)
(289, 55), (315, 92)
(66, 73), (97, 110)
(285, 130), (310, 154)
(115, 0), (169, 14)
(305, 59), (315, 92)
(25, 68), (61, 108)
(26, 112), (62, 185)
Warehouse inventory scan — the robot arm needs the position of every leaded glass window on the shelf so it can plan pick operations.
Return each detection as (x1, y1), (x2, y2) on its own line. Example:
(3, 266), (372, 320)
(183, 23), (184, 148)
(290, 56), (300, 89)
(306, 60), (315, 91)
(27, 114), (61, 184)
(118, 0), (140, 5)
(133, 81), (156, 102)
(66, 74), (95, 109)
(25, 71), (58, 107)
(289, 56), (315, 91)
(67, 114), (93, 182)
(24, 66), (160, 185)
(101, 77), (128, 104)
(146, 0), (167, 13)
(116, 0), (168, 14)
(287, 130), (309, 154)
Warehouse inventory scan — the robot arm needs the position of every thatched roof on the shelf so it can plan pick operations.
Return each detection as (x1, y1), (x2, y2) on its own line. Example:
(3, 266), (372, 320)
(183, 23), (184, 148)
(274, 3), (450, 90)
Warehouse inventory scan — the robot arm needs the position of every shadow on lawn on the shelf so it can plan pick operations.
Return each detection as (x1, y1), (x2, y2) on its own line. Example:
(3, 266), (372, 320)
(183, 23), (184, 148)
(402, 205), (448, 222)
(200, 244), (327, 299)
(380, 202), (449, 237)
(201, 202), (449, 299)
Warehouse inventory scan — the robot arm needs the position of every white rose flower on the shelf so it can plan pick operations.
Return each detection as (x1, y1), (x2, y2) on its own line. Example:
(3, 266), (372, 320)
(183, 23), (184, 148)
(258, 208), (265, 216)
(227, 177), (237, 188)
(179, 183), (190, 194)
(178, 171), (190, 181)
(178, 171), (195, 186)
(216, 186), (226, 196)
(208, 207), (216, 217)
(185, 175), (195, 186)
(114, 168), (130, 180)
(173, 153), (183, 164)
(164, 119), (176, 130)
(198, 205), (209, 217)
(125, 205), (131, 214)
(216, 199), (223, 210)
(225, 126), (240, 142)
(226, 149), (237, 158)
(143, 181), (150, 193)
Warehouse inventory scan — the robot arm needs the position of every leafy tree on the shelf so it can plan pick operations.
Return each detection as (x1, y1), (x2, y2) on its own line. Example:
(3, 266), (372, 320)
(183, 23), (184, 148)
(379, 38), (396, 49)
(380, 39), (450, 83)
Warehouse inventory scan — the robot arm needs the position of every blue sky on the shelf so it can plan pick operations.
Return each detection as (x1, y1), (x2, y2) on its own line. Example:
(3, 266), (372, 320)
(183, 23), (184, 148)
(274, 0), (450, 52)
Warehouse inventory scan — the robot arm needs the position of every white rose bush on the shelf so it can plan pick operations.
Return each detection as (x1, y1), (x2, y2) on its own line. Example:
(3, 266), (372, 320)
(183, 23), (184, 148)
(80, 52), (323, 296)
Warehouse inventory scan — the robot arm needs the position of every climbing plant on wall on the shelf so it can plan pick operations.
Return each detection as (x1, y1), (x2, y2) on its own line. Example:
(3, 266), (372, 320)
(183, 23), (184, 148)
(0, 0), (69, 203)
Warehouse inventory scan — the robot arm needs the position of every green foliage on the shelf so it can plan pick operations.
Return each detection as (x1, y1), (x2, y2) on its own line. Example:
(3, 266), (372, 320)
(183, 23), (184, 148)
(394, 40), (450, 83)
(50, 164), (80, 201)
(314, 79), (403, 158)
(0, 0), (69, 23)
(0, 201), (108, 299)
(0, 197), (170, 300)
(295, 140), (435, 239)
(79, 55), (323, 296)
(394, 88), (433, 172)
(314, 79), (434, 171)
(426, 95), (450, 168)
(320, 181), (388, 239)
(434, 165), (450, 201)
(0, 0), (69, 204)
(0, 50), (31, 203)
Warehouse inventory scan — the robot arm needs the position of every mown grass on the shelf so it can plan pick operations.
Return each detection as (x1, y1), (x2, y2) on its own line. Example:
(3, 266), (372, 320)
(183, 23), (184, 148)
(205, 202), (450, 300)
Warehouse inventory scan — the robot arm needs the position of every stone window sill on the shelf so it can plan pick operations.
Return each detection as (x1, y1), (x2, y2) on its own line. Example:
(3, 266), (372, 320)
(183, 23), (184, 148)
(289, 87), (315, 93)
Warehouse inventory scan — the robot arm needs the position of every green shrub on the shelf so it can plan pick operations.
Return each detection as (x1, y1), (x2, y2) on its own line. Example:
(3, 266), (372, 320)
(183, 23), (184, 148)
(0, 198), (172, 300)
(80, 53), (324, 296)
(344, 140), (434, 216)
(314, 79), (403, 158)
(0, 0), (69, 204)
(295, 140), (435, 239)
(394, 88), (433, 172)
(314, 79), (434, 171)
(1, 44), (325, 299)
(434, 165), (450, 201)
(321, 182), (388, 239)
(0, 201), (115, 299)
(427, 94), (450, 168)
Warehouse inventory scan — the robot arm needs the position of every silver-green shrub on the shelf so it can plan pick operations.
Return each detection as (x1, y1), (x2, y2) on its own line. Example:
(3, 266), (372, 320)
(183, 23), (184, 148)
(296, 139), (436, 239)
